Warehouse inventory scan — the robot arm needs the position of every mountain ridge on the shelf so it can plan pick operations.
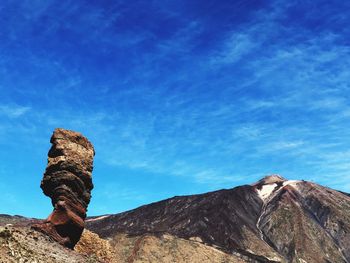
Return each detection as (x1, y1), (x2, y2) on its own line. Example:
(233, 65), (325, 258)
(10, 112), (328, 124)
(1, 175), (350, 262)
(86, 175), (350, 263)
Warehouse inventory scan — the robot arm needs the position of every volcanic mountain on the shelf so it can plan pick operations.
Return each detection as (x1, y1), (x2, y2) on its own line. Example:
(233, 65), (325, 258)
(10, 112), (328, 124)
(85, 175), (350, 263)
(1, 175), (350, 262)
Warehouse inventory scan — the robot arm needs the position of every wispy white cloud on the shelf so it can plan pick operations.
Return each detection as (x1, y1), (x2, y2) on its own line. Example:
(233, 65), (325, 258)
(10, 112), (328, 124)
(210, 33), (257, 65)
(269, 140), (305, 151)
(98, 183), (147, 202)
(0, 104), (30, 118)
(192, 170), (244, 186)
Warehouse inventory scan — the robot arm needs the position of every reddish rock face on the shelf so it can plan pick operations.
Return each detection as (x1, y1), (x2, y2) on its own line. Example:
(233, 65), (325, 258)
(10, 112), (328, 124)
(32, 128), (94, 249)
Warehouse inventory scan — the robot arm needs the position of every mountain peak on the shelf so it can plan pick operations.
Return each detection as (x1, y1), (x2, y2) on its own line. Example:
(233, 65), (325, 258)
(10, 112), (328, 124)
(255, 174), (286, 186)
(253, 175), (290, 201)
(85, 177), (350, 262)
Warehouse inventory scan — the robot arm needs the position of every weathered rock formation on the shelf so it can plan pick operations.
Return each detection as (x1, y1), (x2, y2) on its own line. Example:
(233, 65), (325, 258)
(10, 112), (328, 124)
(32, 128), (94, 249)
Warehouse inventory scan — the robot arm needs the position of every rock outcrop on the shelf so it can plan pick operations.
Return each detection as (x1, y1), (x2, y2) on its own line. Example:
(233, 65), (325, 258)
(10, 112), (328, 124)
(32, 128), (95, 249)
(0, 226), (98, 263)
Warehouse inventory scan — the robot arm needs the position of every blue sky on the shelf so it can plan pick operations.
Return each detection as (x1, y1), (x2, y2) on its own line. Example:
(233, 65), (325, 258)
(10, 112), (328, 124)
(1, 0), (350, 218)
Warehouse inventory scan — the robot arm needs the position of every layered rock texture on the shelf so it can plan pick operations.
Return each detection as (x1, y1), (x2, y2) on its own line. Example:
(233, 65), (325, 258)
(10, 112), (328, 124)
(33, 128), (95, 249)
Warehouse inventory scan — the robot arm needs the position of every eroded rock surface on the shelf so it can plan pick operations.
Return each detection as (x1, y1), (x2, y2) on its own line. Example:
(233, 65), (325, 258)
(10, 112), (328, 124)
(33, 128), (95, 249)
(0, 226), (98, 263)
(75, 230), (248, 263)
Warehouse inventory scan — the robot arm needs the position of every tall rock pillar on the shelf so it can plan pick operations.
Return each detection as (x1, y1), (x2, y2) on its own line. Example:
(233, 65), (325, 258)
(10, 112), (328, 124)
(33, 128), (95, 249)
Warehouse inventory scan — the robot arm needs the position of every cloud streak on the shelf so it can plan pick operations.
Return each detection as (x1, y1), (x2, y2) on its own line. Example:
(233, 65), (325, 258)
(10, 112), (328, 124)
(0, 104), (30, 118)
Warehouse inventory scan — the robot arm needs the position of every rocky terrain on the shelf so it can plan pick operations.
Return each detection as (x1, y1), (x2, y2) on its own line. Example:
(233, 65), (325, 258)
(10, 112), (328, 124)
(0, 224), (248, 263)
(75, 229), (248, 263)
(0, 215), (38, 227)
(1, 175), (350, 262)
(32, 128), (95, 249)
(0, 225), (98, 263)
(87, 175), (350, 263)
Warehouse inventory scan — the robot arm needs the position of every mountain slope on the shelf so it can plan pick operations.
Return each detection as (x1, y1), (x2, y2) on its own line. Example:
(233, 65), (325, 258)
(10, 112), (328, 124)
(1, 175), (349, 263)
(86, 175), (350, 263)
(87, 185), (282, 262)
(76, 230), (248, 263)
(258, 180), (349, 262)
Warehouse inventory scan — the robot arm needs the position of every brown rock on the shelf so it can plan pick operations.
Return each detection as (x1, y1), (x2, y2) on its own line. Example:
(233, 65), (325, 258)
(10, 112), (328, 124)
(75, 229), (116, 262)
(32, 128), (95, 249)
(75, 230), (247, 263)
(0, 226), (98, 263)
